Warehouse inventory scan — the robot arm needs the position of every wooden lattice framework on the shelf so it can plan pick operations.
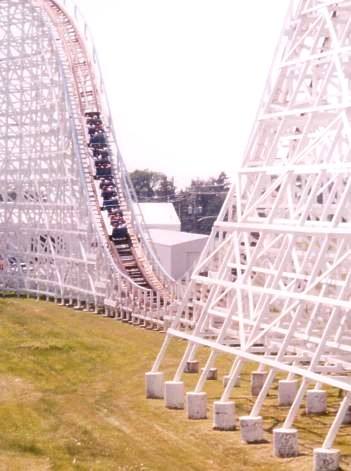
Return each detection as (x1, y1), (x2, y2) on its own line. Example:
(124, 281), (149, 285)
(149, 0), (351, 464)
(0, 0), (180, 325)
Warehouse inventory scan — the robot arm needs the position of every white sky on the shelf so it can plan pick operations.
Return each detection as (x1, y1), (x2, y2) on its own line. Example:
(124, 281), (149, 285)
(76, 0), (290, 189)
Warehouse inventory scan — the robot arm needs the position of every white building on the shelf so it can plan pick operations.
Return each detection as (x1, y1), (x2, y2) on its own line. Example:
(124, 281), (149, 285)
(134, 202), (181, 232)
(133, 202), (208, 279)
(148, 229), (208, 280)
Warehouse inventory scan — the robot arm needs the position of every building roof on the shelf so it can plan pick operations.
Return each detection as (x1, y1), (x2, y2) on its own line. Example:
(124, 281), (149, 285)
(149, 228), (208, 247)
(133, 202), (181, 228)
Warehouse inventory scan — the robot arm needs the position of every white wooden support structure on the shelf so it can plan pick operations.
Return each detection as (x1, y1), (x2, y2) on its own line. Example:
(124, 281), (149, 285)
(148, 0), (351, 466)
(0, 0), (182, 326)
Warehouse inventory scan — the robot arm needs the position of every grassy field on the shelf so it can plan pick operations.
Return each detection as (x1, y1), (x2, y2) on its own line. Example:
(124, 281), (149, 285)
(0, 297), (350, 470)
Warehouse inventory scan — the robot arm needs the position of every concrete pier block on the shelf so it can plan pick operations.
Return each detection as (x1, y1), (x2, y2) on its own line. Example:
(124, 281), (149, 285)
(273, 428), (298, 458)
(186, 392), (207, 419)
(313, 448), (340, 471)
(213, 401), (236, 430)
(145, 372), (164, 399)
(278, 380), (298, 406)
(306, 390), (327, 414)
(239, 416), (263, 443)
(184, 360), (199, 374)
(251, 371), (267, 396)
(164, 381), (184, 409)
(223, 375), (240, 388)
(201, 367), (218, 380)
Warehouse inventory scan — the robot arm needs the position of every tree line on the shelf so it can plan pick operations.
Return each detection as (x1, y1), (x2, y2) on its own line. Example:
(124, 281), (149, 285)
(129, 169), (230, 234)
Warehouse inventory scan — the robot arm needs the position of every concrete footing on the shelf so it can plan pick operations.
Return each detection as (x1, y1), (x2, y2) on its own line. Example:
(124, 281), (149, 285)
(164, 381), (184, 409)
(251, 371), (267, 396)
(186, 392), (207, 419)
(223, 375), (240, 388)
(145, 371), (164, 399)
(201, 367), (218, 380)
(213, 401), (236, 430)
(278, 380), (298, 406)
(313, 448), (340, 471)
(273, 428), (298, 458)
(239, 416), (263, 443)
(184, 360), (199, 374)
(306, 390), (327, 414)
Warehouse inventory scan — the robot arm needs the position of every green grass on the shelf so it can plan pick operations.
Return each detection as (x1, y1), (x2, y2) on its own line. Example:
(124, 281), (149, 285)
(0, 297), (350, 470)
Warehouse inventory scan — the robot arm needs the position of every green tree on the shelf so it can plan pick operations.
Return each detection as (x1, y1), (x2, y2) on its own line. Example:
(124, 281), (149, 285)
(154, 175), (176, 201)
(129, 169), (176, 202)
(175, 172), (231, 234)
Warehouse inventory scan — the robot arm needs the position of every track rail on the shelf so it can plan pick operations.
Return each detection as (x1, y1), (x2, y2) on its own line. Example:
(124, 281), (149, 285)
(42, 0), (180, 306)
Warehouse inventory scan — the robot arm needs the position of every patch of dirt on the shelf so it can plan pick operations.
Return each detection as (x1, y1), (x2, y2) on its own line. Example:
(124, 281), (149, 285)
(98, 407), (131, 435)
(0, 376), (42, 403)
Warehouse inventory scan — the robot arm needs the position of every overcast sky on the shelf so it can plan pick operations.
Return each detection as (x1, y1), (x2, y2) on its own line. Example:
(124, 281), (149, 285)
(76, 0), (290, 188)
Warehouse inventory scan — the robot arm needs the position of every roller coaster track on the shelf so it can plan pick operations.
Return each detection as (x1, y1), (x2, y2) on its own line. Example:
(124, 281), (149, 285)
(0, 0), (183, 325)
(45, 0), (171, 292)
(3, 0), (351, 466)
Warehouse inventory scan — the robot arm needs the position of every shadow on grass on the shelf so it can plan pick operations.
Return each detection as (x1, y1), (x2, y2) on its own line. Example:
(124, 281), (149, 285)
(246, 439), (270, 445)
(264, 417), (281, 433)
(0, 292), (16, 298)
